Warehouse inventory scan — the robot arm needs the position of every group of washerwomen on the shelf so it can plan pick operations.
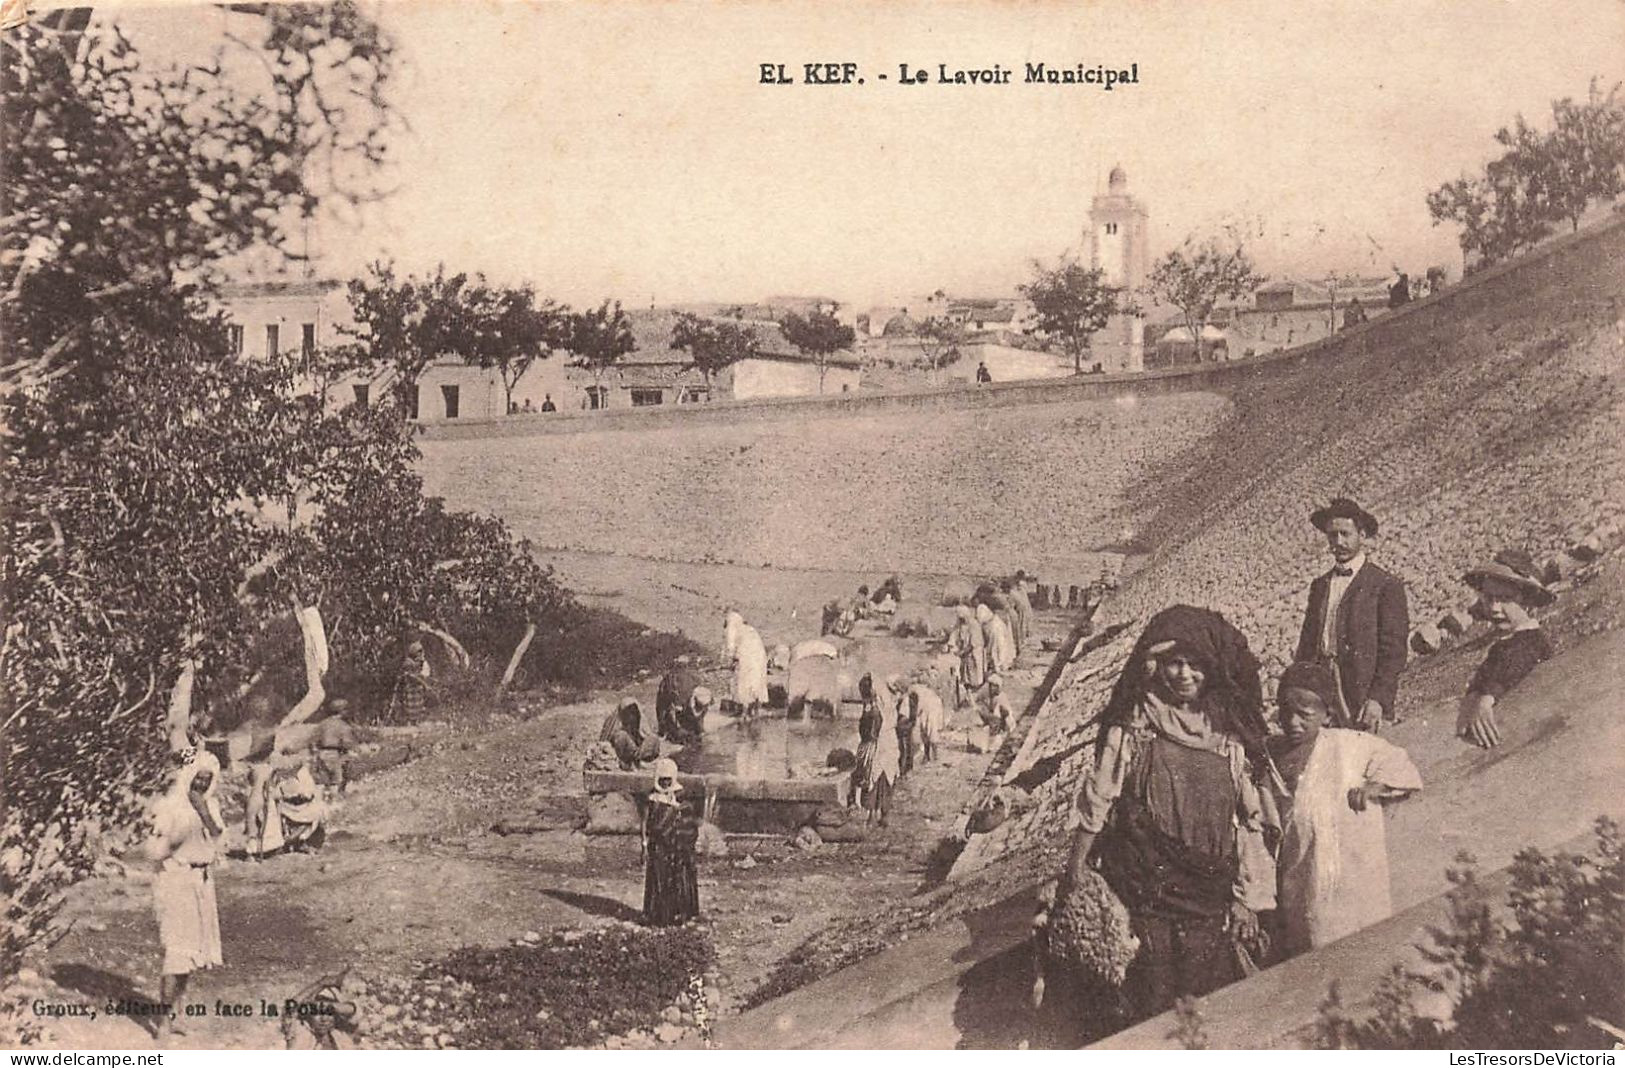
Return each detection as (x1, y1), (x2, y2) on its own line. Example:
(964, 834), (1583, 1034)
(845, 573), (1033, 829)
(1032, 496), (1561, 1035)
(947, 572), (1033, 738)
(822, 575), (904, 637)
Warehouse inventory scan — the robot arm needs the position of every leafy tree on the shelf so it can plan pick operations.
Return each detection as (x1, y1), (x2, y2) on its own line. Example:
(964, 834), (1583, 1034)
(669, 311), (760, 394)
(566, 299), (636, 395)
(1018, 260), (1122, 374)
(779, 307), (856, 393)
(1538, 79), (1625, 232)
(1, 6), (396, 390)
(345, 264), (568, 412)
(1428, 79), (1625, 266)
(1146, 239), (1263, 363)
(0, 4), (574, 982)
(916, 315), (967, 385)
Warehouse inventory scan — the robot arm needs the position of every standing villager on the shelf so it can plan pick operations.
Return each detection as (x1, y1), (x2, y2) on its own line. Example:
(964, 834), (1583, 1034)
(1456, 550), (1556, 748)
(1062, 605), (1276, 1021)
(950, 605), (986, 706)
(851, 674), (900, 826)
(894, 676), (918, 779)
(601, 698), (660, 770)
(907, 682), (945, 764)
(642, 758), (700, 926)
(388, 639), (431, 724)
(723, 609), (770, 718)
(979, 602), (1015, 674)
(1296, 498), (1409, 731)
(1270, 662), (1421, 957)
(147, 748), (225, 1039)
(312, 699), (358, 797)
(1004, 575), (1032, 655)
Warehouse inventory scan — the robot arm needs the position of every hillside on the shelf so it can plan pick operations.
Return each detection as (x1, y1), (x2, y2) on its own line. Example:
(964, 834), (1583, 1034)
(954, 217), (1625, 877)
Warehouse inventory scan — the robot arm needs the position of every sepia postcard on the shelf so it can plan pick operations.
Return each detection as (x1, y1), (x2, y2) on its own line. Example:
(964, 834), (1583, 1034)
(4, 0), (1624, 1055)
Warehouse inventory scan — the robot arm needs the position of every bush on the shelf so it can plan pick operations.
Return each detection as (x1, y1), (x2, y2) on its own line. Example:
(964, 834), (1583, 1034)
(1314, 817), (1624, 1049)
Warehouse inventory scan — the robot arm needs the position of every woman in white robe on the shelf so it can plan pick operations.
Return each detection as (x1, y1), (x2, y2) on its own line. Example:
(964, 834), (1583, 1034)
(147, 748), (226, 1037)
(1272, 662), (1422, 957)
(978, 602), (1015, 674)
(723, 609), (769, 715)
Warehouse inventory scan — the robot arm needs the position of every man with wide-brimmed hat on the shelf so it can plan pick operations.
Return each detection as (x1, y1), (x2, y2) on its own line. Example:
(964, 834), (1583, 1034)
(1295, 498), (1410, 732)
(1456, 549), (1556, 748)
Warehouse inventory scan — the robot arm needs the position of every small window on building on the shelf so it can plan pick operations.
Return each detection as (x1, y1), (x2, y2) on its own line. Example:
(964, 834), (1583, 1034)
(440, 384), (460, 419)
(629, 388), (663, 407)
(265, 323), (279, 357)
(352, 384), (370, 409)
(301, 323), (316, 368)
(228, 324), (244, 355)
(408, 385), (421, 420)
(681, 387), (709, 404)
(586, 386), (608, 410)
(1105, 222), (1118, 235)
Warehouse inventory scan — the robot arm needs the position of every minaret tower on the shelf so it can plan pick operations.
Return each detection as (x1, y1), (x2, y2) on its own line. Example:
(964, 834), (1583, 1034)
(1087, 164), (1149, 372)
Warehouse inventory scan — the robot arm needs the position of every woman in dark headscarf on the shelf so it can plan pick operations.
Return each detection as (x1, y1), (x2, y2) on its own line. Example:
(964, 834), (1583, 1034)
(1063, 605), (1276, 1021)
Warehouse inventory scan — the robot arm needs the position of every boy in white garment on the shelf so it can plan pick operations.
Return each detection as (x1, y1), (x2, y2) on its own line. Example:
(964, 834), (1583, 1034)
(1270, 661), (1422, 957)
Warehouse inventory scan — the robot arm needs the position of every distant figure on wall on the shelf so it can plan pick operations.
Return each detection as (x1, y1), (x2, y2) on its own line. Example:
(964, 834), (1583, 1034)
(1296, 498), (1409, 732)
(1388, 273), (1411, 309)
(540, 394), (557, 412)
(976, 361), (992, 384)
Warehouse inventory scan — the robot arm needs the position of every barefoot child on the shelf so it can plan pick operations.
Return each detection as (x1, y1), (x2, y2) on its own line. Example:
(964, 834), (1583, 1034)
(1271, 662), (1421, 958)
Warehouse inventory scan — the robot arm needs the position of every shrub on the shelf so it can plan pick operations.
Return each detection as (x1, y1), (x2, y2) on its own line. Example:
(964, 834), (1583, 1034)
(1314, 817), (1624, 1049)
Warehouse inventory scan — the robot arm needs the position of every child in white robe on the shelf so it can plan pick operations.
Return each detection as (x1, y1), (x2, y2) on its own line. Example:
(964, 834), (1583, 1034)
(1271, 661), (1422, 957)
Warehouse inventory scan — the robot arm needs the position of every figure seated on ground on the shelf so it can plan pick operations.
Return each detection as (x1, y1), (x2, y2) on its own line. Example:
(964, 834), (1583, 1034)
(1456, 549), (1556, 749)
(980, 673), (1014, 738)
(246, 748), (328, 856)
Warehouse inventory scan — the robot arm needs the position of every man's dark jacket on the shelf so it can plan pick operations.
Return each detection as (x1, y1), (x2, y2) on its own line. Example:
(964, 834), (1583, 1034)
(1295, 562), (1410, 722)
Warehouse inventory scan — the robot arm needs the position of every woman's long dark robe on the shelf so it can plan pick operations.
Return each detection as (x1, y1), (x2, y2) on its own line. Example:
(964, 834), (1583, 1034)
(642, 798), (700, 926)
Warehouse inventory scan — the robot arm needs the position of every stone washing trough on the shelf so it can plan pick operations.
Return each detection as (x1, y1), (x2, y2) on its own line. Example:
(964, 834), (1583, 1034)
(583, 713), (854, 833)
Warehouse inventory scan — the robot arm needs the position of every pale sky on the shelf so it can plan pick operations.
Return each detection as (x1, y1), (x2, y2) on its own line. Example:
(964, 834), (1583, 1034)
(111, 0), (1625, 307)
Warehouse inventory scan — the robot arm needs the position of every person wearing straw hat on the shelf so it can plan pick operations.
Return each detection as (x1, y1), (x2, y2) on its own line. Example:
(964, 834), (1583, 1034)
(1295, 497), (1410, 732)
(641, 757), (700, 926)
(1457, 549), (1556, 748)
